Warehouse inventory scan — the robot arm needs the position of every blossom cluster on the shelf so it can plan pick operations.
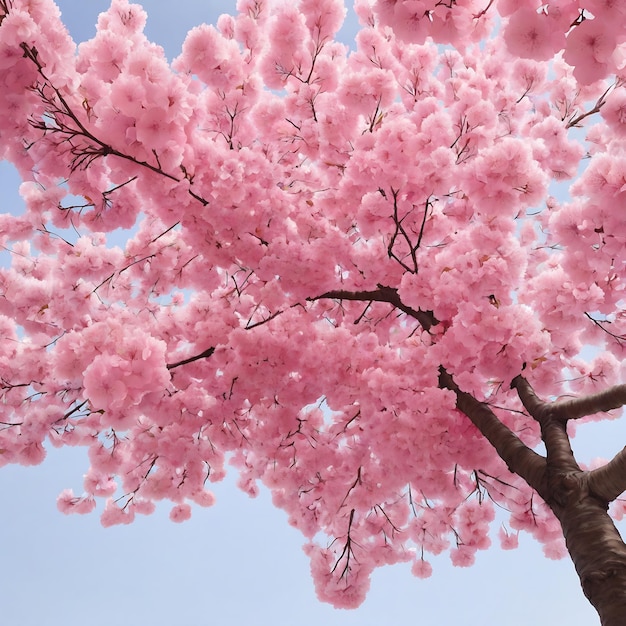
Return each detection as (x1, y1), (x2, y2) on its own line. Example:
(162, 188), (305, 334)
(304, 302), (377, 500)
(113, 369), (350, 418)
(0, 0), (623, 609)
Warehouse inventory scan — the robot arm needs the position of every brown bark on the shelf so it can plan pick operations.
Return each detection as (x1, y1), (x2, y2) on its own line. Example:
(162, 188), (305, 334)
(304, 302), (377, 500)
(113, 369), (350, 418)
(510, 376), (626, 625)
(548, 472), (626, 626)
(308, 285), (438, 332)
(588, 448), (626, 503)
(514, 374), (626, 421)
(438, 367), (547, 493)
(551, 384), (626, 422)
(444, 372), (626, 624)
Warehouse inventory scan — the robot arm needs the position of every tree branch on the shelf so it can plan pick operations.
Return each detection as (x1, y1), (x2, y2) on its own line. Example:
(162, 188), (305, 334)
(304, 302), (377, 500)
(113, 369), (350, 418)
(512, 375), (579, 474)
(167, 346), (215, 370)
(511, 374), (551, 420)
(515, 374), (626, 422)
(566, 82), (613, 128)
(308, 284), (438, 332)
(438, 367), (547, 495)
(552, 384), (626, 422)
(21, 43), (210, 205)
(588, 447), (626, 503)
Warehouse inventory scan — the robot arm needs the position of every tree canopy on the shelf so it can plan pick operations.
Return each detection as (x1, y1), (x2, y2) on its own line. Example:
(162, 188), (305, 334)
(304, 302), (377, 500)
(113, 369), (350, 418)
(1, 0), (626, 622)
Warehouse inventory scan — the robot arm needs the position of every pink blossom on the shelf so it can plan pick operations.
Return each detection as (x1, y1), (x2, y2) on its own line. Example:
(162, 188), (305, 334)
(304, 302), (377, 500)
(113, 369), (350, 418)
(190, 490), (216, 507)
(169, 503), (192, 523)
(543, 539), (568, 560)
(101, 498), (135, 527)
(450, 546), (476, 567)
(133, 499), (156, 515)
(218, 14), (236, 39)
(57, 489), (97, 515)
(101, 0), (148, 35)
(338, 68), (396, 116)
(109, 75), (146, 117)
(175, 24), (243, 90)
(602, 88), (626, 137)
(498, 527), (519, 550)
(83, 468), (118, 497)
(563, 18), (616, 84)
(1, 0), (625, 615)
(257, 7), (309, 88)
(18, 441), (46, 466)
(411, 558), (433, 579)
(83, 356), (129, 412)
(0, 10), (38, 47)
(497, 0), (536, 17)
(585, 0), (626, 19)
(299, 0), (346, 43)
(504, 9), (565, 61)
(77, 31), (130, 82)
(612, 500), (626, 521)
(134, 107), (183, 152)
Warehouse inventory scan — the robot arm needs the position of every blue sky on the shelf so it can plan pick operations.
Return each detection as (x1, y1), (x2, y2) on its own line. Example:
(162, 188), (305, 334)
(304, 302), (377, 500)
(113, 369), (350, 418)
(0, 2), (622, 624)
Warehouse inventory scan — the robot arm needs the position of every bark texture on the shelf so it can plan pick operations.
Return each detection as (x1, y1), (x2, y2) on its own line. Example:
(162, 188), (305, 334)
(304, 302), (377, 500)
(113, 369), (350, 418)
(513, 377), (626, 625)
(550, 475), (626, 626)
(440, 372), (626, 625)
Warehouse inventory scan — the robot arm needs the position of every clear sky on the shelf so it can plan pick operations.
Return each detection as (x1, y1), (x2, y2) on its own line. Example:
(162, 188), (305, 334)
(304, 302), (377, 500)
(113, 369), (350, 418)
(0, 2), (623, 625)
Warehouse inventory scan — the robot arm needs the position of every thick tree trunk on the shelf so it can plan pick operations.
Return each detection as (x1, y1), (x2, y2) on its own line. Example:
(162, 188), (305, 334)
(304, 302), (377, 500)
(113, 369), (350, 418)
(504, 375), (626, 625)
(549, 475), (626, 626)
(440, 370), (626, 625)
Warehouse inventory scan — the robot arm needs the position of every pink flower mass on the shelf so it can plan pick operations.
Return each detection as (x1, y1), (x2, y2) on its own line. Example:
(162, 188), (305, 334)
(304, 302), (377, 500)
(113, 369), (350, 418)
(2, 0), (626, 621)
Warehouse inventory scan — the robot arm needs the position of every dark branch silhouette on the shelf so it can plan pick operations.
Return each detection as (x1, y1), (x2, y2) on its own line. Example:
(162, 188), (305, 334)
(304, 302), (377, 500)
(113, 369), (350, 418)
(308, 284), (438, 332)
(167, 347), (215, 370)
(439, 367), (547, 496)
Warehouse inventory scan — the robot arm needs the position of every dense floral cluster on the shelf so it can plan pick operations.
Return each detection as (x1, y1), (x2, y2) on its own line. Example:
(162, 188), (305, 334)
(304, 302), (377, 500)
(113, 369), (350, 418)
(0, 0), (625, 609)
(372, 0), (626, 84)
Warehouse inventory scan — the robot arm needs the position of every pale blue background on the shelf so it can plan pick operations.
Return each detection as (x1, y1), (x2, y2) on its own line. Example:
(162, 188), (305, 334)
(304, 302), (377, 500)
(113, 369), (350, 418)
(0, 2), (623, 624)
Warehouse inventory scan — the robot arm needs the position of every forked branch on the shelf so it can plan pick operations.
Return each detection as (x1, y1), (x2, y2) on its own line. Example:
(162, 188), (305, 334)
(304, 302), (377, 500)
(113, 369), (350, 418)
(439, 367), (547, 495)
(20, 43), (210, 206)
(511, 375), (552, 421)
(512, 375), (580, 472)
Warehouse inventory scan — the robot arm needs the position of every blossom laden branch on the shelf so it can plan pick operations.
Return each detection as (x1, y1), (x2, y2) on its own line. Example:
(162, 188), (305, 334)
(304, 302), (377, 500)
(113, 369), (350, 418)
(91, 253), (156, 295)
(566, 82), (614, 128)
(308, 284), (438, 332)
(386, 190), (433, 274)
(6, 0), (626, 618)
(585, 312), (626, 346)
(245, 309), (284, 330)
(166, 346), (215, 370)
(331, 508), (357, 581)
(20, 43), (210, 206)
(166, 303), (290, 371)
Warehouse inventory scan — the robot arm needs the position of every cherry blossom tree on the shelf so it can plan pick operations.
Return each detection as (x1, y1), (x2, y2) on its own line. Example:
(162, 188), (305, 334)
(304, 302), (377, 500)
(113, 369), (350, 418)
(1, 0), (626, 623)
